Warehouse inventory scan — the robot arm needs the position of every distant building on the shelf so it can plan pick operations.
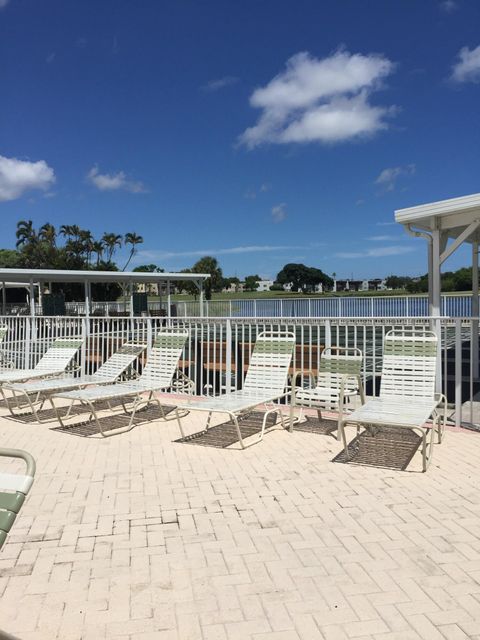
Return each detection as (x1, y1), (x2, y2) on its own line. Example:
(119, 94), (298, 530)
(257, 279), (274, 292)
(334, 278), (387, 292)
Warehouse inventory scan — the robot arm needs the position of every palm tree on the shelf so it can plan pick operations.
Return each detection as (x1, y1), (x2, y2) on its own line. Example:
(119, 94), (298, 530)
(39, 223), (57, 247)
(79, 230), (94, 264)
(92, 241), (105, 267)
(123, 232), (144, 270)
(59, 224), (74, 240)
(102, 232), (123, 263)
(16, 220), (37, 247)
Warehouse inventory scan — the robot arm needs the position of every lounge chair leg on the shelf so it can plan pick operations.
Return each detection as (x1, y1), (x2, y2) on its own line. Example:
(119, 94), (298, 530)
(336, 405), (343, 442)
(339, 419), (350, 458)
(175, 408), (185, 439)
(230, 413), (244, 449)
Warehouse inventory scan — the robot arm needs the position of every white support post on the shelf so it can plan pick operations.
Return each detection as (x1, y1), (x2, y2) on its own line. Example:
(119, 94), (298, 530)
(1, 282), (5, 316)
(167, 281), (171, 319)
(472, 242), (479, 379)
(428, 241), (434, 316)
(199, 281), (204, 317)
(29, 280), (35, 318)
(225, 319), (232, 394)
(129, 282), (134, 318)
(431, 229), (442, 393)
(455, 318), (462, 429)
(84, 280), (90, 319)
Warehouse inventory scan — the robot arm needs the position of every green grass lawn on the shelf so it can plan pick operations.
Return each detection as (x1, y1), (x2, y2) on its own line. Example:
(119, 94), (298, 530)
(140, 288), (420, 302)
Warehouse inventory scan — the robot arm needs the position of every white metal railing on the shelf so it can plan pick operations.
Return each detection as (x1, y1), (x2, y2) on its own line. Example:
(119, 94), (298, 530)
(0, 314), (478, 429)
(1, 294), (478, 318)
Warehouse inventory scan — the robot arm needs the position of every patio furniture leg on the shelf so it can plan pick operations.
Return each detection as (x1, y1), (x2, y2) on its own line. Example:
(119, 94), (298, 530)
(229, 412), (244, 449)
(175, 407), (186, 439)
(339, 418), (350, 458)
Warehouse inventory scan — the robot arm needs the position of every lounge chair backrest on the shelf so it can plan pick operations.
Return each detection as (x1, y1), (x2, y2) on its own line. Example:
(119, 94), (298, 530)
(243, 331), (295, 395)
(0, 448), (35, 550)
(140, 329), (189, 386)
(317, 346), (362, 393)
(94, 343), (145, 380)
(380, 329), (437, 400)
(34, 338), (84, 372)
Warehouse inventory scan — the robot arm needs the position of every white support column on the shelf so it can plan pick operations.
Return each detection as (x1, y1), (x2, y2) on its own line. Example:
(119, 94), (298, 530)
(472, 242), (479, 379)
(129, 282), (134, 318)
(84, 280), (90, 319)
(167, 280), (171, 319)
(1, 282), (5, 316)
(29, 280), (35, 318)
(431, 229), (442, 393)
(199, 281), (204, 317)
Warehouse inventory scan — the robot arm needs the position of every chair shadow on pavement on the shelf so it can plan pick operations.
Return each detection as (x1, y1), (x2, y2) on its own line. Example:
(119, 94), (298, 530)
(293, 415), (339, 438)
(332, 425), (422, 471)
(176, 411), (278, 449)
(6, 399), (177, 437)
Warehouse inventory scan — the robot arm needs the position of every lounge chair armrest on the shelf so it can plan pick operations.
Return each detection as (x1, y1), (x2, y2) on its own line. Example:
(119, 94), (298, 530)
(0, 448), (36, 481)
(339, 373), (366, 405)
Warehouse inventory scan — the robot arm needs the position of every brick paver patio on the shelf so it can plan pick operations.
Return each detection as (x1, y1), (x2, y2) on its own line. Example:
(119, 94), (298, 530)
(0, 398), (479, 640)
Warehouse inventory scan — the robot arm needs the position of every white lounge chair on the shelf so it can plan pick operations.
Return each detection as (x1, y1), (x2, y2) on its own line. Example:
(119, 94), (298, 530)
(0, 335), (84, 417)
(0, 326), (13, 369)
(4, 342), (146, 423)
(291, 346), (365, 439)
(175, 331), (295, 449)
(339, 329), (446, 472)
(50, 329), (189, 436)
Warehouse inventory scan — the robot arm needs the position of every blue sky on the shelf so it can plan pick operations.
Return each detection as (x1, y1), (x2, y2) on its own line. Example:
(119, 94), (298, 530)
(0, 0), (479, 280)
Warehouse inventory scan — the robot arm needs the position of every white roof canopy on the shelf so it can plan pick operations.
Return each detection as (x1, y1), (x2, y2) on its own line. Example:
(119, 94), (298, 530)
(395, 192), (480, 243)
(0, 268), (209, 285)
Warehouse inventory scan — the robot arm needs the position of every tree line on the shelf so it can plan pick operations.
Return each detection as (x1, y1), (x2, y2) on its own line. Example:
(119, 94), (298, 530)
(385, 268), (476, 293)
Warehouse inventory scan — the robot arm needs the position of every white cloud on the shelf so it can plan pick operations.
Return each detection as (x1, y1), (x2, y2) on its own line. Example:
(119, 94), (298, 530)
(335, 246), (414, 259)
(202, 76), (239, 92)
(368, 235), (397, 241)
(87, 166), (146, 193)
(239, 50), (396, 148)
(46, 52), (56, 64)
(375, 164), (415, 192)
(450, 45), (480, 83)
(0, 0), (9, 8)
(440, 0), (458, 13)
(376, 221), (396, 226)
(0, 155), (56, 202)
(138, 244), (303, 261)
(271, 203), (287, 223)
(244, 182), (271, 200)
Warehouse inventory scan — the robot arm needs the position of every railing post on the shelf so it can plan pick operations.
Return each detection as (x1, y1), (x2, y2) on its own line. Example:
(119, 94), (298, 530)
(455, 318), (462, 428)
(24, 316), (31, 369)
(146, 317), (153, 359)
(338, 297), (342, 317)
(325, 319), (331, 349)
(225, 319), (232, 394)
(229, 300), (232, 318)
(80, 316), (88, 375)
(280, 299), (283, 317)
(370, 298), (374, 317)
(254, 299), (257, 318)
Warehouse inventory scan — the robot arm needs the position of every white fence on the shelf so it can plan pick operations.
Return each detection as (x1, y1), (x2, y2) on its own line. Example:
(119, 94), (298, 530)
(0, 314), (477, 429)
(3, 294), (478, 318)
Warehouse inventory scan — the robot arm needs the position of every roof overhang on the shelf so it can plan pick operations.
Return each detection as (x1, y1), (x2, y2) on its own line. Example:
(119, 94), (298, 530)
(0, 269), (210, 284)
(395, 192), (480, 243)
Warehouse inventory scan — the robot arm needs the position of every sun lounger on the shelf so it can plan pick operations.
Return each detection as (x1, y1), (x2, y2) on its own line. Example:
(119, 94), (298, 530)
(4, 342), (145, 423)
(175, 331), (295, 448)
(50, 329), (189, 436)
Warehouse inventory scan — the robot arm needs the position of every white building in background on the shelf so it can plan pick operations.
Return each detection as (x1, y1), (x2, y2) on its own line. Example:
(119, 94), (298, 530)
(257, 279), (274, 292)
